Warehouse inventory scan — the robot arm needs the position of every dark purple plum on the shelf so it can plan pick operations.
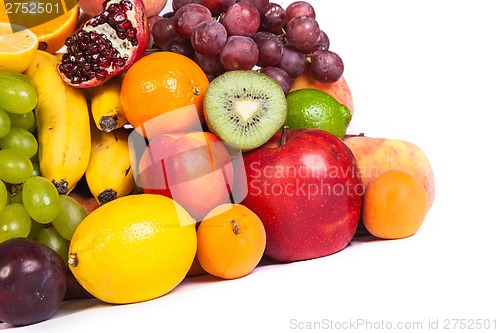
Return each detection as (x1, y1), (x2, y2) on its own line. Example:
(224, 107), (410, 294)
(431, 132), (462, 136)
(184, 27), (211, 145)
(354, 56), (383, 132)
(0, 238), (67, 326)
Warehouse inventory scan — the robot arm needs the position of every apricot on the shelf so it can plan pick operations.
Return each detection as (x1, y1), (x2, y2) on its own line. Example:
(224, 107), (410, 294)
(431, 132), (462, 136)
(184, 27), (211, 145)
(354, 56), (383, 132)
(344, 135), (435, 210)
(196, 203), (266, 279)
(362, 170), (428, 239)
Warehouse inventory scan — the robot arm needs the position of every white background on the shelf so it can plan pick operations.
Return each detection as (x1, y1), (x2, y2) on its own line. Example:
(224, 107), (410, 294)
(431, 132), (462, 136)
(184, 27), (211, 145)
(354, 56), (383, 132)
(3, 0), (500, 332)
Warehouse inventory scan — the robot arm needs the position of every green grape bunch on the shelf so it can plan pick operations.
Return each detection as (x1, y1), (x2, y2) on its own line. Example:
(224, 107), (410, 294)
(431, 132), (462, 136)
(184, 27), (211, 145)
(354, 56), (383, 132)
(0, 69), (87, 261)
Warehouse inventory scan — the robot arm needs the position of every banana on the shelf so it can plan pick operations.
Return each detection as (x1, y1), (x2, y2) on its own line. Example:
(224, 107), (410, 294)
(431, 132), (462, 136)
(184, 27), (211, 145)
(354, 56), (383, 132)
(86, 120), (135, 205)
(24, 50), (91, 195)
(87, 74), (128, 133)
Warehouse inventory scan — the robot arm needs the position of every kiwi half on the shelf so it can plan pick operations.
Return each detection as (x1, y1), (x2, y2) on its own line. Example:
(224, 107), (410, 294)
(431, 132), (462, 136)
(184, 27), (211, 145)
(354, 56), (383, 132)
(203, 70), (287, 151)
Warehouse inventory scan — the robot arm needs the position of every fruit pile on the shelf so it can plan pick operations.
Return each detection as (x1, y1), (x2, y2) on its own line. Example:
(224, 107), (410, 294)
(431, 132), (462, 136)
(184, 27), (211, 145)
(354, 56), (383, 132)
(0, 0), (435, 328)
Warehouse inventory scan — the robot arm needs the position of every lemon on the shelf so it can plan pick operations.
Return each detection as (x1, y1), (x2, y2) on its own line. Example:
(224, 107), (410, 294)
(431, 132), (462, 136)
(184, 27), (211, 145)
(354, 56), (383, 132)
(0, 23), (38, 73)
(68, 194), (197, 304)
(285, 88), (352, 139)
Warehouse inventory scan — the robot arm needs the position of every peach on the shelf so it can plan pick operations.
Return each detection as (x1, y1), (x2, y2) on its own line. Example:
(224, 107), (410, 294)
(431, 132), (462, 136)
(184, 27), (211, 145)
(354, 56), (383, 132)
(138, 131), (234, 221)
(290, 67), (354, 117)
(344, 135), (435, 210)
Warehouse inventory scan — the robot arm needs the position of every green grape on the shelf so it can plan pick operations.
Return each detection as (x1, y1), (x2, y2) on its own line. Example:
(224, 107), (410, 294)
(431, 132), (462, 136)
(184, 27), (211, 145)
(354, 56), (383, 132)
(0, 149), (34, 184)
(28, 219), (46, 240)
(0, 203), (32, 243)
(10, 187), (22, 204)
(0, 70), (34, 85)
(0, 108), (11, 138)
(22, 176), (61, 224)
(0, 181), (8, 209)
(7, 110), (36, 133)
(30, 150), (39, 163)
(0, 127), (38, 159)
(31, 162), (41, 177)
(36, 227), (69, 263)
(0, 76), (38, 114)
(52, 194), (87, 240)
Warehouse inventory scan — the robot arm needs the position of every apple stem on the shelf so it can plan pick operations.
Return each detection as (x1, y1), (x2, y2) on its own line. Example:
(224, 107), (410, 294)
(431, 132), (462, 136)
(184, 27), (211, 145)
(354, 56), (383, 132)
(280, 126), (289, 146)
(231, 220), (240, 235)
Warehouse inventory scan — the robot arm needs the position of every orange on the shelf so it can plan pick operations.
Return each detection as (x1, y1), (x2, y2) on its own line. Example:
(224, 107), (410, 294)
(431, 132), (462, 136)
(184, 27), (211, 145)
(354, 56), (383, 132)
(362, 170), (428, 240)
(0, 0), (9, 24)
(196, 203), (266, 280)
(30, 5), (80, 54)
(120, 51), (210, 139)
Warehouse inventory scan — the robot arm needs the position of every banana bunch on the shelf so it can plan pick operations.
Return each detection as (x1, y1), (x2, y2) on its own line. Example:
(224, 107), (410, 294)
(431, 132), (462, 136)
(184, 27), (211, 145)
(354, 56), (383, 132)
(87, 74), (128, 133)
(24, 51), (91, 195)
(85, 118), (136, 205)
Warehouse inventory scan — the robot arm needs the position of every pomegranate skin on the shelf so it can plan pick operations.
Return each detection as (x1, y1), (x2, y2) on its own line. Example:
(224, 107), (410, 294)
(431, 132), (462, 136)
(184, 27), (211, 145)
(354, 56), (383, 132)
(79, 0), (167, 19)
(57, 0), (150, 88)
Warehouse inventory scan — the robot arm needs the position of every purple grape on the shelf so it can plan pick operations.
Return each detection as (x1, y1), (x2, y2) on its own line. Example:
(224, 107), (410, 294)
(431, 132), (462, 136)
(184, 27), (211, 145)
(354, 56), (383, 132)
(309, 49), (344, 82)
(191, 20), (227, 56)
(194, 52), (226, 76)
(219, 35), (259, 70)
(148, 15), (165, 30)
(162, 11), (175, 18)
(161, 37), (196, 58)
(277, 46), (305, 77)
(252, 31), (284, 67)
(173, 3), (213, 39)
(260, 66), (291, 94)
(201, 0), (236, 15)
(285, 1), (316, 22)
(259, 2), (287, 34)
(152, 17), (179, 48)
(316, 30), (330, 51)
(172, 0), (203, 12)
(285, 15), (320, 53)
(221, 2), (261, 37)
(236, 0), (269, 15)
(0, 238), (67, 326)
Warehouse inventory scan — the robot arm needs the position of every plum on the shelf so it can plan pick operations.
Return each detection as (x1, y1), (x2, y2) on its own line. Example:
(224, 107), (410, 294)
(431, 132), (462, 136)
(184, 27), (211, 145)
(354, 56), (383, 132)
(0, 238), (67, 326)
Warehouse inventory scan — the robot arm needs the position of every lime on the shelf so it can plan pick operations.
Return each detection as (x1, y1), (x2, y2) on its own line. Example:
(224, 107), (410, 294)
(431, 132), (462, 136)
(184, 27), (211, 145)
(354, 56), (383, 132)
(285, 88), (352, 139)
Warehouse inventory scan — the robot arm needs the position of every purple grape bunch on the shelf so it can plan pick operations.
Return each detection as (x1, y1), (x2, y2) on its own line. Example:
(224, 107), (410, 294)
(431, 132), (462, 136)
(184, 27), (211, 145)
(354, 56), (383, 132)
(151, 0), (344, 94)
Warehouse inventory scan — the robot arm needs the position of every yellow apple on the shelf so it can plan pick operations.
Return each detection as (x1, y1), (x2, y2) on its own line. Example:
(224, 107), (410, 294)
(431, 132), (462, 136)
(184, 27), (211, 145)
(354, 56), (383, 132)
(344, 135), (435, 210)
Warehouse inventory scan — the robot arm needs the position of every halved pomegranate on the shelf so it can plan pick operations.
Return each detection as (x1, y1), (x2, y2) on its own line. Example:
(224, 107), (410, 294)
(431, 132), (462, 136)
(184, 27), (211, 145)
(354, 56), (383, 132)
(57, 0), (150, 88)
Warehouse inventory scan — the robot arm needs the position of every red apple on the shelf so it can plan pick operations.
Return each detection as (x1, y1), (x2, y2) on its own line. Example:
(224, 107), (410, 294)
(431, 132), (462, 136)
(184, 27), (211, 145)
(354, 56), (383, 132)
(138, 131), (234, 221)
(241, 127), (362, 262)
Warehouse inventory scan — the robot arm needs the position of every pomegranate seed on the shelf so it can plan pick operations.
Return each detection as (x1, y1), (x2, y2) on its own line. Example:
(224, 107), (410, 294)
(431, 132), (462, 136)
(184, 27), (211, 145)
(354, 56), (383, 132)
(108, 4), (120, 12)
(121, 0), (133, 11)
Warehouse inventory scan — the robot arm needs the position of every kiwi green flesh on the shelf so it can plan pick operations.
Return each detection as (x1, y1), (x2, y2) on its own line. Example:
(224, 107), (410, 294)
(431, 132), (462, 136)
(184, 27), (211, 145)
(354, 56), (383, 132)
(203, 70), (287, 151)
